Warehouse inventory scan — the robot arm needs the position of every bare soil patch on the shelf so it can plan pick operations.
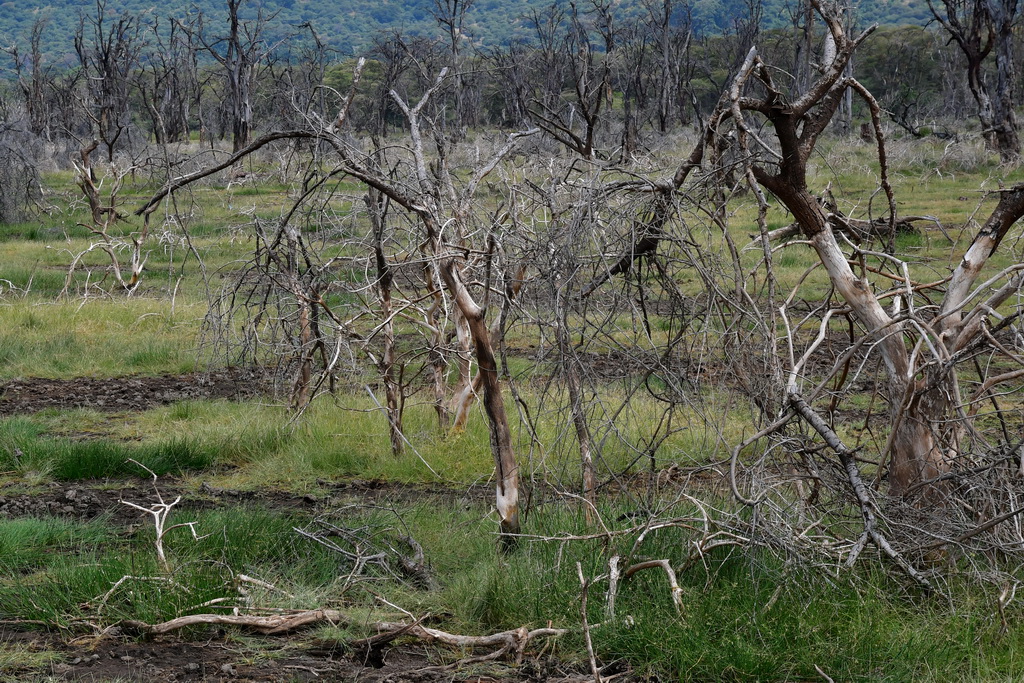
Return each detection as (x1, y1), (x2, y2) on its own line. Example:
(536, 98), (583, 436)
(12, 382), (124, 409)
(0, 478), (491, 526)
(0, 369), (271, 416)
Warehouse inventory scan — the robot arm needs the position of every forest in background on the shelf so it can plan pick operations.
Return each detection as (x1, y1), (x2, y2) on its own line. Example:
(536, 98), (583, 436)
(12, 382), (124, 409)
(0, 0), (1014, 179)
(0, 0), (933, 58)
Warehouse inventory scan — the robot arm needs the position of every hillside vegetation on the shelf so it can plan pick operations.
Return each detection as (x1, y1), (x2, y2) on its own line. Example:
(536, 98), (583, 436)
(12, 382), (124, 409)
(1, 0), (936, 59)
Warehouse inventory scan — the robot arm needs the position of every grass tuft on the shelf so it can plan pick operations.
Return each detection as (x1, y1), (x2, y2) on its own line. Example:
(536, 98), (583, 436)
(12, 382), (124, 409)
(0, 516), (112, 573)
(0, 641), (64, 677)
(0, 418), (216, 479)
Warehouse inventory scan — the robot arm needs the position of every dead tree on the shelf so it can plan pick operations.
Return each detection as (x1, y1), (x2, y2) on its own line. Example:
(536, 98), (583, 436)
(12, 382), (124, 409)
(74, 0), (144, 162)
(715, 0), (1024, 505)
(640, 0), (694, 132)
(356, 72), (534, 544)
(363, 34), (415, 137)
(136, 64), (535, 547)
(364, 188), (405, 456)
(137, 19), (199, 144)
(431, 0), (473, 137)
(64, 140), (148, 294)
(928, 0), (1021, 161)
(529, 3), (612, 160)
(0, 123), (43, 223)
(484, 41), (534, 128)
(4, 18), (53, 139)
(190, 0), (273, 153)
(524, 3), (572, 114)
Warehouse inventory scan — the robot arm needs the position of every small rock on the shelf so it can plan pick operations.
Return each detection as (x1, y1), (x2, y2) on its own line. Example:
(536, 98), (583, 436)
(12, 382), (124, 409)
(62, 506), (74, 514)
(65, 489), (78, 501)
(185, 662), (200, 672)
(220, 663), (237, 675)
(70, 657), (82, 665)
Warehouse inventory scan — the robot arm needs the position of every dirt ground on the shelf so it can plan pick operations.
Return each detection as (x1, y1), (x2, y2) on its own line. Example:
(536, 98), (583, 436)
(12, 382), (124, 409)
(0, 372), (612, 682)
(0, 369), (270, 416)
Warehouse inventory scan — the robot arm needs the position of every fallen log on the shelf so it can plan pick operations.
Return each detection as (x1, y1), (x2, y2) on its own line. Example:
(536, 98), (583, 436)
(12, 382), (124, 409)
(747, 214), (948, 248)
(119, 609), (566, 661)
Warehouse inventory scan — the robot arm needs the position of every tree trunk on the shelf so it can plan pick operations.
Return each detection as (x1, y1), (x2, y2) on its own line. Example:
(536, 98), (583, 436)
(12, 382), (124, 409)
(365, 190), (404, 455)
(422, 261), (449, 432)
(440, 260), (520, 547)
(565, 353), (596, 517)
(887, 372), (957, 499)
(449, 309), (475, 433)
(989, 0), (1020, 161)
(291, 300), (313, 411)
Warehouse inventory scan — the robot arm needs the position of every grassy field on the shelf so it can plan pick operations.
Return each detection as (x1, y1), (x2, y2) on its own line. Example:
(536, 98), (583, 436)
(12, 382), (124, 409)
(1, 131), (1023, 681)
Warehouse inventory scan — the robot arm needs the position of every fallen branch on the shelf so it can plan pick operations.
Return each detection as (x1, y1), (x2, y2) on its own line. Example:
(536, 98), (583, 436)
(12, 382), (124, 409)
(746, 214), (939, 249)
(120, 610), (348, 636)
(236, 573), (295, 599)
(134, 130), (313, 218)
(787, 389), (932, 590)
(118, 609), (567, 661)
(577, 562), (602, 683)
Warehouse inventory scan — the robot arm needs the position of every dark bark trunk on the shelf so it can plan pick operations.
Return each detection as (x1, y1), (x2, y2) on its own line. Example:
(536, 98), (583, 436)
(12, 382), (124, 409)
(366, 191), (405, 456)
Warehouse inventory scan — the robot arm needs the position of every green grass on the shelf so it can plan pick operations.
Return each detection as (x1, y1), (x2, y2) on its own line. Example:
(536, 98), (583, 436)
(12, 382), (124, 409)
(2, 470), (1023, 679)
(0, 417), (216, 479)
(52, 439), (216, 479)
(0, 516), (111, 573)
(0, 300), (201, 379)
(0, 549), (228, 626)
(450, 505), (1024, 681)
(0, 503), (421, 628)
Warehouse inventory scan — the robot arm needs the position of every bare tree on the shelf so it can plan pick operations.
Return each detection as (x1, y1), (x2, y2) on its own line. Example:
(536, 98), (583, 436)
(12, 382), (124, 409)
(64, 140), (148, 294)
(4, 18), (53, 139)
(190, 0), (274, 153)
(641, 0), (695, 132)
(137, 19), (199, 144)
(75, 0), (145, 162)
(357, 33), (417, 137)
(0, 121), (43, 224)
(791, 0), (815, 94)
(706, 1), (1024, 509)
(364, 188), (405, 456)
(529, 2), (612, 160)
(136, 63), (537, 546)
(928, 0), (1021, 161)
(431, 0), (473, 137)
(368, 73), (535, 544)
